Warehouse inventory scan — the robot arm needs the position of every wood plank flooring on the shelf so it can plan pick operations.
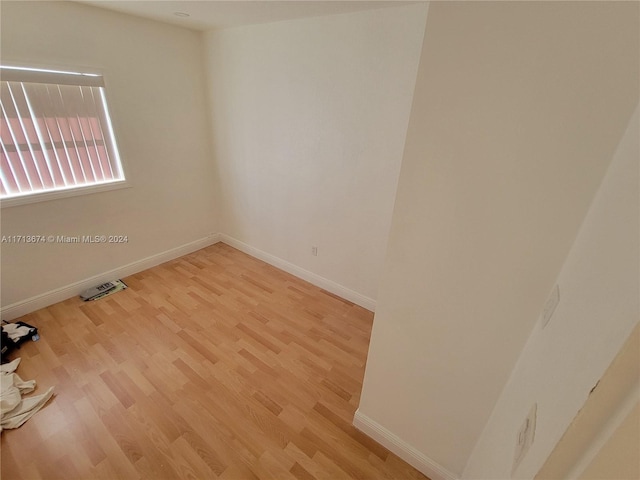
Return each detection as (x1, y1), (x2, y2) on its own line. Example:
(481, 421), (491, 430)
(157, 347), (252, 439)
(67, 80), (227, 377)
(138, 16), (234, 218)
(1, 243), (428, 480)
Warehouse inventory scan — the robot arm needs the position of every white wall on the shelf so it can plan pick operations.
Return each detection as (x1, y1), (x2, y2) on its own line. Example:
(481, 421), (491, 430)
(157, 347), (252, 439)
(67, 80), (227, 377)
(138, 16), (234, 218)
(0, 1), (218, 310)
(463, 105), (639, 479)
(203, 4), (428, 306)
(579, 402), (640, 480)
(357, 2), (639, 478)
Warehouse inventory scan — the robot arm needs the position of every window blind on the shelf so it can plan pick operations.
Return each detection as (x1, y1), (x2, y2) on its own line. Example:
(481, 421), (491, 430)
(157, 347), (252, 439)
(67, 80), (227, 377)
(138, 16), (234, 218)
(0, 66), (124, 199)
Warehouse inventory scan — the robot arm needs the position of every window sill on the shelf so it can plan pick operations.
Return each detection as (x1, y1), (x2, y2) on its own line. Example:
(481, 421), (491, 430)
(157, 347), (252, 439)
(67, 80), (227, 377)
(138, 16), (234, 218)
(0, 180), (131, 208)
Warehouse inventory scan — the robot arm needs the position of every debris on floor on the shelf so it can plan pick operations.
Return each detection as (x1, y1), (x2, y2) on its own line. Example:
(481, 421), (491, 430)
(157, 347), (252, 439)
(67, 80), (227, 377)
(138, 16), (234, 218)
(1, 321), (39, 362)
(0, 357), (54, 432)
(80, 279), (128, 301)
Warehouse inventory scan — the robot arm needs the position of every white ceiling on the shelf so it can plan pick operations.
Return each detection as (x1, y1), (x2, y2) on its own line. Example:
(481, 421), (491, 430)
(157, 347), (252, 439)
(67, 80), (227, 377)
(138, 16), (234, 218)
(74, 1), (419, 31)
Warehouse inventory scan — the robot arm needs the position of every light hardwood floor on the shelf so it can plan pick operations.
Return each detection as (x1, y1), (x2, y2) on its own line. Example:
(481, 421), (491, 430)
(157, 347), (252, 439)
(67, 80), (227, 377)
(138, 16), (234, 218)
(1, 243), (428, 480)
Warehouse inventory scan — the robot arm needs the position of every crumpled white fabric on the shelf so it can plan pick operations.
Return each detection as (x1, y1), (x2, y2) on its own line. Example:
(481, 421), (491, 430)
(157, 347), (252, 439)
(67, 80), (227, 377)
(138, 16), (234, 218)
(0, 358), (22, 374)
(0, 358), (54, 432)
(2, 324), (34, 341)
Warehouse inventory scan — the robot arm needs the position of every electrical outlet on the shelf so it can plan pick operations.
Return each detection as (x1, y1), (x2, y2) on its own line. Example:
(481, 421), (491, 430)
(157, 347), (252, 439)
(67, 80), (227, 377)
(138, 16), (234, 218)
(311, 246), (318, 256)
(513, 403), (537, 473)
(541, 285), (560, 328)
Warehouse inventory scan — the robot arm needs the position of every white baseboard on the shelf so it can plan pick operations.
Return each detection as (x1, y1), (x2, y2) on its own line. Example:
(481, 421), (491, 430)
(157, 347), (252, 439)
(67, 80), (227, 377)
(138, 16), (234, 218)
(2, 232), (375, 319)
(219, 234), (376, 311)
(353, 409), (459, 480)
(1, 234), (221, 320)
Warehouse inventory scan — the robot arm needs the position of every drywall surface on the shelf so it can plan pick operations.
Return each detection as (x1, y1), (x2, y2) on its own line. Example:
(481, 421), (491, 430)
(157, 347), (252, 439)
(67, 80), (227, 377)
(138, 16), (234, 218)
(203, 4), (428, 304)
(358, 2), (639, 477)
(534, 321), (639, 480)
(1, 1), (218, 307)
(463, 106), (639, 479)
(579, 402), (640, 480)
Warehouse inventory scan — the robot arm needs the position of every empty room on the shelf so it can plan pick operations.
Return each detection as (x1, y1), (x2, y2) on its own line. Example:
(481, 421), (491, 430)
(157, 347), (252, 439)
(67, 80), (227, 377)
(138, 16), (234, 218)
(0, 1), (638, 479)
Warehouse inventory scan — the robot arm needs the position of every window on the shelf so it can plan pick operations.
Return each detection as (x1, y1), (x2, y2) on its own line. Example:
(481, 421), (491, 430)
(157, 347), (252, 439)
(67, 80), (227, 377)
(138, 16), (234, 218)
(0, 65), (126, 206)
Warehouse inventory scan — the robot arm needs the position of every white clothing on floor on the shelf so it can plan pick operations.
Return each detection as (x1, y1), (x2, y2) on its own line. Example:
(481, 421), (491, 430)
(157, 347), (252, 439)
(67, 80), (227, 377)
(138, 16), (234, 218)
(0, 357), (54, 431)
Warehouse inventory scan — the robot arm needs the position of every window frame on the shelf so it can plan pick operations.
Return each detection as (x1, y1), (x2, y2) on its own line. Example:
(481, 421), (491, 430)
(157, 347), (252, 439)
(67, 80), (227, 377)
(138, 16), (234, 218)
(0, 62), (130, 208)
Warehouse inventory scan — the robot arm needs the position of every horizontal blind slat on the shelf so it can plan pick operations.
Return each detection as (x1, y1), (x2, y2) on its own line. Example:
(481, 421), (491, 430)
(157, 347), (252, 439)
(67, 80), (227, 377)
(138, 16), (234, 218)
(1, 67), (104, 88)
